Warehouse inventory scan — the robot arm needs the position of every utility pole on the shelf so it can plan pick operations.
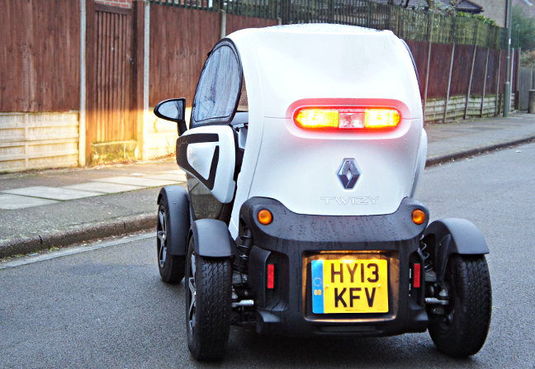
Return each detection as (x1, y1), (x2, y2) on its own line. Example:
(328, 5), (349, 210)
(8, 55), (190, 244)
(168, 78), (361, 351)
(504, 0), (513, 117)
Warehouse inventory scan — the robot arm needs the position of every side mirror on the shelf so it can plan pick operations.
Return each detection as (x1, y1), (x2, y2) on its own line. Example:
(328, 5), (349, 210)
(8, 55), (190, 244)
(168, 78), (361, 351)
(154, 98), (187, 135)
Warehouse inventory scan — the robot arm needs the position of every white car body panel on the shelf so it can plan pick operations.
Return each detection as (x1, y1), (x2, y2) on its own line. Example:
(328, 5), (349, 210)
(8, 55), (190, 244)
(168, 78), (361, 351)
(180, 125), (236, 204)
(202, 24), (423, 238)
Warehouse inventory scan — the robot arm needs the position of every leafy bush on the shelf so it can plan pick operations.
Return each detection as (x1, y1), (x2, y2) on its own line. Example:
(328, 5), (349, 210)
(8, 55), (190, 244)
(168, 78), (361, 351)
(521, 50), (535, 67)
(512, 5), (535, 50)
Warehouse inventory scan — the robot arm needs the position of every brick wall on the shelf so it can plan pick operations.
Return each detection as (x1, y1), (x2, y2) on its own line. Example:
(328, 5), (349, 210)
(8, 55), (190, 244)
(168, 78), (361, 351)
(95, 0), (134, 8)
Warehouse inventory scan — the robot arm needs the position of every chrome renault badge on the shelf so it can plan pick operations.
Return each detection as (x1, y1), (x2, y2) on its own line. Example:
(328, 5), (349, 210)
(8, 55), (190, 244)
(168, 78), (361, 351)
(337, 158), (360, 189)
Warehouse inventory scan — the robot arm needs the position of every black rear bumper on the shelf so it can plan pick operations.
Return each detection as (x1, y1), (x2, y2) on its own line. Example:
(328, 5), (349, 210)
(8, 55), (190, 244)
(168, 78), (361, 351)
(239, 197), (430, 337)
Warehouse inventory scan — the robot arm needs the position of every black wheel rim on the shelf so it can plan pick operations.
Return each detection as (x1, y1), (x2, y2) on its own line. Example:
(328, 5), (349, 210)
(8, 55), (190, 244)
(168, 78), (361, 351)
(157, 208), (168, 269)
(438, 267), (456, 331)
(187, 251), (197, 335)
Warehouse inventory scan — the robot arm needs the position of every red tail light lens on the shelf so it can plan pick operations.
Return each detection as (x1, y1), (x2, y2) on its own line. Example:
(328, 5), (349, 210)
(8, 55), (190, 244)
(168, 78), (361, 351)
(294, 107), (401, 130)
(267, 264), (275, 289)
(412, 263), (421, 288)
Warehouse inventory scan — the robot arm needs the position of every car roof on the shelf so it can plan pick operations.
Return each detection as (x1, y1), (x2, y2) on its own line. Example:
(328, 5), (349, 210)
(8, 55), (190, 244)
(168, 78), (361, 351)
(227, 24), (422, 120)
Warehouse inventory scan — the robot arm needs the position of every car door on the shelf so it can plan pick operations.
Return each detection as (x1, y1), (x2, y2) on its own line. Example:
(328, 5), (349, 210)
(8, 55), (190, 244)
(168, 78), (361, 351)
(177, 40), (243, 220)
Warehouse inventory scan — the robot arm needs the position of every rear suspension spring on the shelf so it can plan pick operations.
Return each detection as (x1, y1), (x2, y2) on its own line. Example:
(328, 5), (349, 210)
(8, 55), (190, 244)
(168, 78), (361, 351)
(236, 227), (253, 273)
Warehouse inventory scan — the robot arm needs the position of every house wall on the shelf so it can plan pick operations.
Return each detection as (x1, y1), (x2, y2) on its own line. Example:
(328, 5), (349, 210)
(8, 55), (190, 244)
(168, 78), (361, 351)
(481, 0), (506, 27)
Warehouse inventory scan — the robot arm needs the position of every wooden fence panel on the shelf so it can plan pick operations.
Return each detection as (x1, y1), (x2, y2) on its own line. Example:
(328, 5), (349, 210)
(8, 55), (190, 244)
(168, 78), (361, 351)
(513, 48), (520, 94)
(149, 6), (220, 106)
(86, 2), (137, 164)
(499, 51), (506, 95)
(405, 40), (428, 98)
(485, 49), (499, 95)
(470, 46), (488, 96)
(226, 14), (278, 35)
(426, 43), (453, 99)
(449, 44), (473, 96)
(0, 0), (80, 112)
(89, 4), (135, 144)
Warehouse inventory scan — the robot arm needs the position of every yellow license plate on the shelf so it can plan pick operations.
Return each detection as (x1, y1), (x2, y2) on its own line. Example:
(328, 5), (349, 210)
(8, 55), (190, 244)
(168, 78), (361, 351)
(311, 258), (388, 314)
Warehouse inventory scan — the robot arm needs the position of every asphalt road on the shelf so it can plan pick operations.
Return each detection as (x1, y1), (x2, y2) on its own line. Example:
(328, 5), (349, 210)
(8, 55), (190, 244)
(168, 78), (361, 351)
(1, 143), (534, 369)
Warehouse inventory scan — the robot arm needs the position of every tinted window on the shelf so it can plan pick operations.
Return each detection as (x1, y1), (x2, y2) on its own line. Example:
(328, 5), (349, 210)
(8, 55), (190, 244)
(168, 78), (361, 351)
(192, 44), (241, 126)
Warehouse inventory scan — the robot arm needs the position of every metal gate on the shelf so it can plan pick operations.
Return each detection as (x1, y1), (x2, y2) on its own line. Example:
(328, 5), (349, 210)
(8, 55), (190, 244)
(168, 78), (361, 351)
(86, 2), (136, 164)
(519, 67), (535, 111)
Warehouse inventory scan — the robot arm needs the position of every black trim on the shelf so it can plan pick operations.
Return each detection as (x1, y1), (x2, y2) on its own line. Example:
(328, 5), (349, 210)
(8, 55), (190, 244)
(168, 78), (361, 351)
(190, 39), (244, 128)
(239, 197), (430, 337)
(176, 133), (219, 191)
(400, 39), (420, 86)
(422, 218), (489, 283)
(157, 186), (190, 256)
(154, 98), (187, 135)
(190, 219), (234, 258)
(241, 197), (429, 244)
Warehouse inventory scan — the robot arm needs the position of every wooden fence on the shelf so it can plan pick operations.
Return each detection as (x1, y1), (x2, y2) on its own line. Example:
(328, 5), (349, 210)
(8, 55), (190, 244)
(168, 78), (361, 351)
(0, 0), (80, 112)
(0, 0), (521, 171)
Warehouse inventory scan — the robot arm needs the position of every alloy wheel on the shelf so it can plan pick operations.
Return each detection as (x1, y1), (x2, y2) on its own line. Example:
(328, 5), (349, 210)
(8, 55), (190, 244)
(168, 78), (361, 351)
(157, 209), (168, 268)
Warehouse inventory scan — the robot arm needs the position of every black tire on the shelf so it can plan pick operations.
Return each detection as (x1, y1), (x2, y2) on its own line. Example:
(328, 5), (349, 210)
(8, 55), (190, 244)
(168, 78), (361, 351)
(185, 238), (232, 361)
(156, 193), (185, 284)
(429, 254), (492, 357)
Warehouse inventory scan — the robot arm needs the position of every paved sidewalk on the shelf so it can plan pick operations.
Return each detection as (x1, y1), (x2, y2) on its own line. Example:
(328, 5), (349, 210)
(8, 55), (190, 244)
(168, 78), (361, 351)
(425, 112), (535, 165)
(0, 113), (534, 258)
(0, 159), (186, 257)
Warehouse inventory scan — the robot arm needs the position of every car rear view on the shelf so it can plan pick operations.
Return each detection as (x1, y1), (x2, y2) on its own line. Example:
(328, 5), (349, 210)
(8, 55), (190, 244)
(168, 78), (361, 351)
(153, 24), (491, 361)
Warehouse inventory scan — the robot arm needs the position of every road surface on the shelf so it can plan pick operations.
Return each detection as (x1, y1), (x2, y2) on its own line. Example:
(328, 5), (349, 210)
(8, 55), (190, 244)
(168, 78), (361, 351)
(1, 143), (534, 369)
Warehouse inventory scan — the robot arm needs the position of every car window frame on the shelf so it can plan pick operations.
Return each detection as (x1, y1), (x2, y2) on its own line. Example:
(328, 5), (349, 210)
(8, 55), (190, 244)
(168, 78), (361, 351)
(190, 39), (244, 128)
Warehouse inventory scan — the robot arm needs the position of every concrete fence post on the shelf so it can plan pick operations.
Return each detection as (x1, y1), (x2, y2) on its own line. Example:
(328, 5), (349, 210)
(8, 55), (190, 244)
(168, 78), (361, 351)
(443, 43), (455, 123)
(423, 15), (433, 113)
(464, 44), (478, 119)
(494, 50), (502, 115)
(220, 9), (226, 38)
(79, 0), (87, 167)
(480, 48), (490, 117)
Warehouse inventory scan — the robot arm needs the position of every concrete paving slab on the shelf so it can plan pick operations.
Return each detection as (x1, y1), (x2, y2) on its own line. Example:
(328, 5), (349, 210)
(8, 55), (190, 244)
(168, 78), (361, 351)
(142, 173), (187, 182)
(63, 182), (144, 194)
(0, 194), (59, 209)
(159, 169), (186, 175)
(2, 186), (101, 200)
(158, 169), (188, 180)
(94, 176), (177, 187)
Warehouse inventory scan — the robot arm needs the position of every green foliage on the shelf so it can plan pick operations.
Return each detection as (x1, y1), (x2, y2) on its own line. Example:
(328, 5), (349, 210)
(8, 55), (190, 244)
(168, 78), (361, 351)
(521, 50), (535, 67)
(456, 11), (497, 26)
(512, 5), (535, 50)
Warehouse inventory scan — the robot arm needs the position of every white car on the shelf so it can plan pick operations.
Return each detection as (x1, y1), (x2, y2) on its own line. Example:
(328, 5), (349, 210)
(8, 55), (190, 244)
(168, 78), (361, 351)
(153, 24), (491, 361)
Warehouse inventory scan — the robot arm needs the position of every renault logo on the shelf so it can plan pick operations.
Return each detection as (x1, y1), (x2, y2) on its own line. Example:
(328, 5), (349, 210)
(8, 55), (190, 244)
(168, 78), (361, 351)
(337, 158), (360, 189)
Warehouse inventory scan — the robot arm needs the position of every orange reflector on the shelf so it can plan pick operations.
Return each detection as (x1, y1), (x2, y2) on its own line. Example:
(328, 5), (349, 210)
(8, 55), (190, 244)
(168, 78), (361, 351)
(257, 209), (273, 225)
(412, 209), (426, 225)
(267, 264), (275, 289)
(413, 263), (421, 288)
(294, 107), (400, 130)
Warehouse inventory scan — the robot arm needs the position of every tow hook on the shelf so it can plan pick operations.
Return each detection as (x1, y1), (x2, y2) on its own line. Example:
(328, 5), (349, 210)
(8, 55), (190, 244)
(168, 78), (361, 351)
(426, 288), (449, 314)
(232, 299), (255, 308)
